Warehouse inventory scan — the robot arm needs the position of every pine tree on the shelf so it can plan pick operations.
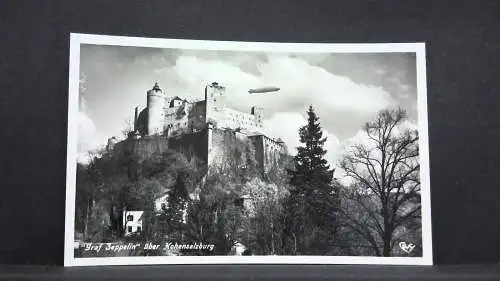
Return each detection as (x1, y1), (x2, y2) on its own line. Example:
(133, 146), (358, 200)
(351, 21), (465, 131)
(165, 173), (189, 239)
(284, 105), (338, 254)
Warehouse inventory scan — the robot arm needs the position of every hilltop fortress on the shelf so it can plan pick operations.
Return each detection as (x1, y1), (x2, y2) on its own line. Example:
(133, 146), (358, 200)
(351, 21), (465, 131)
(105, 82), (290, 240)
(112, 82), (288, 173)
(135, 82), (266, 139)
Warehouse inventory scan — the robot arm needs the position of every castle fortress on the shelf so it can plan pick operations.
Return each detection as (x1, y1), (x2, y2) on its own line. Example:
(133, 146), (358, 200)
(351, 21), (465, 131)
(124, 82), (288, 172)
(134, 82), (266, 138)
(108, 82), (289, 241)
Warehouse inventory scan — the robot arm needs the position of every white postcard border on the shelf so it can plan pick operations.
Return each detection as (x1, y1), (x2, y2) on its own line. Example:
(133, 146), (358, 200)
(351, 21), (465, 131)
(64, 33), (433, 266)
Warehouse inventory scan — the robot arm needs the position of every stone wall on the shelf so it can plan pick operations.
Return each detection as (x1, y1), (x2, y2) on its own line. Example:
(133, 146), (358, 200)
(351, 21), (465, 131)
(208, 128), (247, 168)
(262, 136), (285, 172)
(168, 128), (209, 162)
(162, 100), (207, 137)
(249, 134), (287, 173)
(118, 129), (209, 164)
(218, 108), (262, 133)
(208, 128), (286, 173)
(119, 136), (170, 158)
(249, 135), (264, 171)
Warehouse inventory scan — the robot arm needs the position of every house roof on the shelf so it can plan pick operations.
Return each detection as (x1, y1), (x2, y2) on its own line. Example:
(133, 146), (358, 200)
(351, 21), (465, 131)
(125, 211), (144, 221)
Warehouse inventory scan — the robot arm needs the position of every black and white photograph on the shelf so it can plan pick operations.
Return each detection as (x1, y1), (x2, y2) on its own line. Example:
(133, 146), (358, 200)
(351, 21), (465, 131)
(64, 34), (432, 266)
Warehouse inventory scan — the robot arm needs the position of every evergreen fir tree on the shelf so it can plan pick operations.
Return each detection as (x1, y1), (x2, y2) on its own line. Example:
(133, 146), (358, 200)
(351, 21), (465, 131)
(291, 106), (334, 186)
(165, 173), (189, 239)
(284, 105), (338, 254)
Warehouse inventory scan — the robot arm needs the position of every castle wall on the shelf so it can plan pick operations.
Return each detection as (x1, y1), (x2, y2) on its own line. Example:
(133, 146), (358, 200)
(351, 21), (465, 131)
(162, 101), (207, 137)
(208, 128), (246, 168)
(209, 128), (286, 173)
(249, 135), (265, 171)
(119, 129), (209, 164)
(120, 136), (170, 158)
(187, 101), (207, 132)
(115, 124), (286, 181)
(262, 136), (285, 172)
(218, 108), (262, 133)
(249, 134), (286, 173)
(168, 128), (209, 162)
(163, 104), (189, 136)
(135, 108), (149, 136)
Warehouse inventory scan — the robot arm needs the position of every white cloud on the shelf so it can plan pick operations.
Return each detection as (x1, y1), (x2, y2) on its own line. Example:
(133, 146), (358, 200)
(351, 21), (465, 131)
(340, 129), (374, 152)
(77, 97), (100, 164)
(263, 112), (340, 168)
(173, 56), (258, 93)
(257, 56), (394, 113)
(171, 55), (396, 118)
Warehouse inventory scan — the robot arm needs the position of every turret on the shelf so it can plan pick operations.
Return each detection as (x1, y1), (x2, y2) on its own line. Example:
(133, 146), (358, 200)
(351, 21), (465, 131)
(146, 82), (165, 135)
(106, 137), (118, 151)
(251, 106), (264, 128)
(133, 106), (139, 132)
(275, 137), (287, 154)
(205, 82), (226, 124)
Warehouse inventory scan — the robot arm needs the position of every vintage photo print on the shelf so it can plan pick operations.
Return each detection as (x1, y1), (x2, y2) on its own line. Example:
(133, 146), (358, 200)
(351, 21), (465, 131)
(65, 33), (432, 266)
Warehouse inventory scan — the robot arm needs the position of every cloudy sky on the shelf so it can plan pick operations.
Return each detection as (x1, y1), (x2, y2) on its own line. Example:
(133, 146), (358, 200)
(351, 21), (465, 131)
(78, 43), (419, 175)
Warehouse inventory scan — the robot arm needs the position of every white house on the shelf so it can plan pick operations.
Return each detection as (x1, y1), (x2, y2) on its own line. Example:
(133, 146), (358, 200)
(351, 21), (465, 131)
(123, 210), (144, 237)
(154, 190), (199, 223)
(231, 242), (247, 256)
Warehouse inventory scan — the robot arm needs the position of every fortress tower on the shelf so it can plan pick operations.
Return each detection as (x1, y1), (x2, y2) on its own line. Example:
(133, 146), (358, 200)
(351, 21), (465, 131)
(251, 106), (264, 128)
(147, 82), (165, 135)
(205, 82), (226, 124)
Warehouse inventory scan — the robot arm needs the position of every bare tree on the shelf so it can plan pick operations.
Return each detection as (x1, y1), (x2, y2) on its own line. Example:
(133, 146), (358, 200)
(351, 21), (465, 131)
(79, 72), (87, 90)
(339, 108), (421, 256)
(121, 118), (135, 139)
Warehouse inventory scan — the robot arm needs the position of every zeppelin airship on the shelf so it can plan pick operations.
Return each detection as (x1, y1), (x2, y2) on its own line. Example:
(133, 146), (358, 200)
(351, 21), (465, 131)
(248, 87), (280, 94)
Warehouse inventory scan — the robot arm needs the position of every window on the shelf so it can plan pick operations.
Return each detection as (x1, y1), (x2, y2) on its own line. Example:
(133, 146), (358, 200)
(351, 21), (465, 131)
(127, 215), (133, 222)
(137, 227), (142, 232)
(128, 226), (132, 233)
(234, 198), (244, 208)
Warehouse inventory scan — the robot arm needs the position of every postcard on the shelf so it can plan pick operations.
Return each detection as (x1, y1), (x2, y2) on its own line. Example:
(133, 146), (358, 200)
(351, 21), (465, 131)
(64, 33), (432, 266)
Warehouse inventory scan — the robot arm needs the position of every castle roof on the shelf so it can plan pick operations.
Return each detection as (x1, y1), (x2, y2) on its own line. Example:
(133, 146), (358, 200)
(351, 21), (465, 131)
(124, 211), (144, 222)
(149, 82), (162, 93)
(169, 96), (187, 107)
